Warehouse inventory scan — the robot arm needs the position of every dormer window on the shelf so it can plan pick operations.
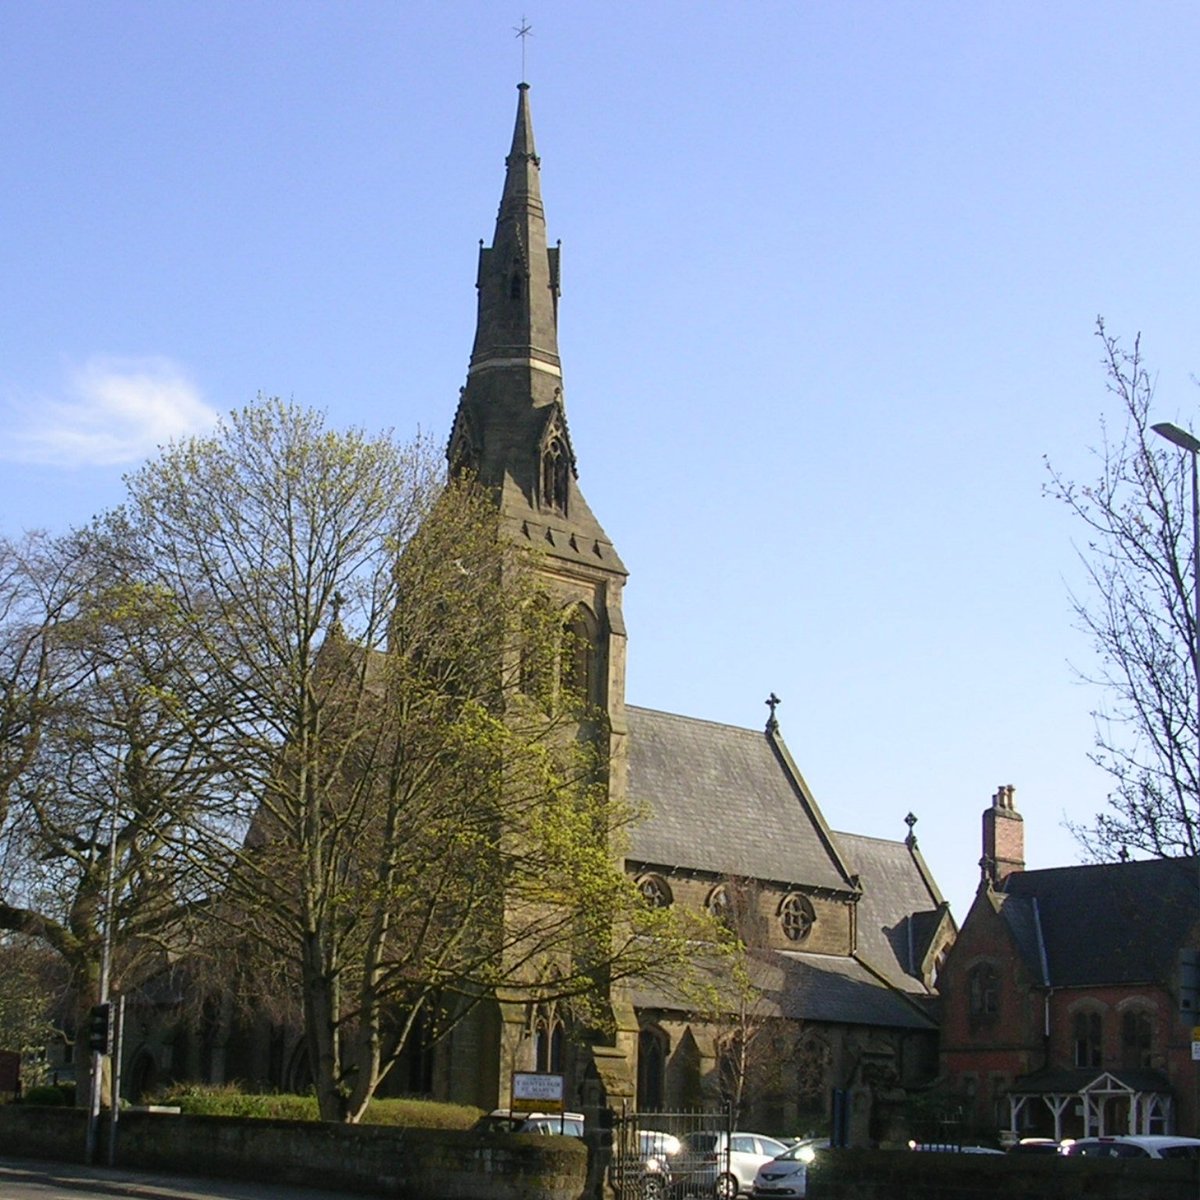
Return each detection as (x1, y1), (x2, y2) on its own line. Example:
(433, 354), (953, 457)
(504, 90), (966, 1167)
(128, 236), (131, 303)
(541, 434), (568, 516)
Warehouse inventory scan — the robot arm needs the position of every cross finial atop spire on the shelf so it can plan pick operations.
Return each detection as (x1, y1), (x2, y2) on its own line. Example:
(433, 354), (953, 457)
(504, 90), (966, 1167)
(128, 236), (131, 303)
(765, 692), (781, 733)
(513, 16), (533, 82)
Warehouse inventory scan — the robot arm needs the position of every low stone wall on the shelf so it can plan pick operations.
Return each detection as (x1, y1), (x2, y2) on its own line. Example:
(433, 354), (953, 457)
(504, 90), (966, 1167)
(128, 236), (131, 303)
(807, 1148), (1200, 1200)
(0, 1105), (587, 1200)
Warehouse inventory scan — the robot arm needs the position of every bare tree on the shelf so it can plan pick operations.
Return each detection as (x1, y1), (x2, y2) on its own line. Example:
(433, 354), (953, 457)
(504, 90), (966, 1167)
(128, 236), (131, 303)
(699, 878), (791, 1127)
(0, 527), (223, 1096)
(0, 933), (67, 1086)
(1046, 319), (1200, 857)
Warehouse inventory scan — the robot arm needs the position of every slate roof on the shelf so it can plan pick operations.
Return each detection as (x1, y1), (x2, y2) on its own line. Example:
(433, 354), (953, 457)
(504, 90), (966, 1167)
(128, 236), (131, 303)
(627, 948), (936, 1031)
(625, 706), (854, 892)
(772, 952), (936, 1029)
(836, 831), (950, 995)
(996, 857), (1199, 987)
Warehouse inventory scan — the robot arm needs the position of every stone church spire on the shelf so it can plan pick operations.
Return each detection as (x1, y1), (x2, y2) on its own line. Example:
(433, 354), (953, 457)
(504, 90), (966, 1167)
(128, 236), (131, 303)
(448, 84), (624, 577)
(468, 82), (560, 377)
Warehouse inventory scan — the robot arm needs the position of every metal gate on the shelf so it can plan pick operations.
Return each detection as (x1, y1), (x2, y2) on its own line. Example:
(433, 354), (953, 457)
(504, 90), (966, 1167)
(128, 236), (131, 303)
(611, 1103), (734, 1200)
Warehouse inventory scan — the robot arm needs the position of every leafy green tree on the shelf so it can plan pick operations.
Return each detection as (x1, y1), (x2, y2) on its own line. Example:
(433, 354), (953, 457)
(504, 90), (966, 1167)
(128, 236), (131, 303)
(117, 398), (700, 1122)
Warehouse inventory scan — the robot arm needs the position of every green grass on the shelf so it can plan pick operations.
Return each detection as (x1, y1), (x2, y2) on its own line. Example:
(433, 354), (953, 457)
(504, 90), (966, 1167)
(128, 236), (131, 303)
(150, 1083), (483, 1128)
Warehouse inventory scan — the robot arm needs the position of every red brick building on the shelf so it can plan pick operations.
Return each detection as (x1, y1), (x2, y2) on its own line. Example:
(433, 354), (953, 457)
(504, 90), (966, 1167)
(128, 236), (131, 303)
(939, 786), (1200, 1140)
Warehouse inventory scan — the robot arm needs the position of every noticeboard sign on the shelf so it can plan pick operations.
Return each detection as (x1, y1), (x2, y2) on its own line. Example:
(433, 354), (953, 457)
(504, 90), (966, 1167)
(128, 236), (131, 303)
(511, 1071), (565, 1112)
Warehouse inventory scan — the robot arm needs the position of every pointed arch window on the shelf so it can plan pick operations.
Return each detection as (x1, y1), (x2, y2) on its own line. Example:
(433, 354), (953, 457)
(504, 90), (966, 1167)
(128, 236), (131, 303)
(541, 433), (569, 516)
(637, 1026), (668, 1112)
(532, 1004), (564, 1073)
(520, 594), (556, 707)
(561, 604), (598, 706)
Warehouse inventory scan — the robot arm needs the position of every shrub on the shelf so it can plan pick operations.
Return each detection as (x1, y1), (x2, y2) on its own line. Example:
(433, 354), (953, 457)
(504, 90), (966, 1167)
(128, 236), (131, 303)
(149, 1084), (482, 1128)
(22, 1083), (74, 1106)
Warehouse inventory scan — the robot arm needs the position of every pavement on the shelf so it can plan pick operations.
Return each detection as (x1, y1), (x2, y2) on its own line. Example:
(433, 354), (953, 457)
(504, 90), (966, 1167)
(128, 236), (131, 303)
(0, 1157), (377, 1200)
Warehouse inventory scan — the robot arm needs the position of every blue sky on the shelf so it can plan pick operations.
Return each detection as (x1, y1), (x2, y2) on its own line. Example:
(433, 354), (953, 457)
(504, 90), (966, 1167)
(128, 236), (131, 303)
(4, 1), (1200, 919)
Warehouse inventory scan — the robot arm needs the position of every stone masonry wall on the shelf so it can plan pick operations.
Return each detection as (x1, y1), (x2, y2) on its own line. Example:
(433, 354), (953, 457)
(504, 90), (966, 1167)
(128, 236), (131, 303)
(0, 1105), (587, 1200)
(807, 1148), (1199, 1200)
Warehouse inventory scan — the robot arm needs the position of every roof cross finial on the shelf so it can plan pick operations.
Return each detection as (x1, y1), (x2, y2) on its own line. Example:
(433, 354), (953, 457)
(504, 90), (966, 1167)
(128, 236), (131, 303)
(765, 692), (781, 733)
(513, 16), (533, 82)
(905, 811), (918, 849)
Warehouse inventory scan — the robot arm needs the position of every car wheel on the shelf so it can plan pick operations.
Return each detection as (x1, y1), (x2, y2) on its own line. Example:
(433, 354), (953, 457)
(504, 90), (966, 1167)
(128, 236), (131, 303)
(642, 1174), (667, 1200)
(713, 1172), (739, 1200)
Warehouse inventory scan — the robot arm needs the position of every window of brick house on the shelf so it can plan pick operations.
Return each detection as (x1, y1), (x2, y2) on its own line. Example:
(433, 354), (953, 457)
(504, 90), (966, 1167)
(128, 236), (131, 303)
(1073, 1009), (1103, 1068)
(967, 963), (999, 1019)
(1121, 1008), (1153, 1069)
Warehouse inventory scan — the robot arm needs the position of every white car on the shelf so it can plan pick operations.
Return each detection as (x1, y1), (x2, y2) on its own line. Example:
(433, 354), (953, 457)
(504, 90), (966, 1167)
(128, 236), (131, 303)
(678, 1131), (791, 1199)
(751, 1139), (827, 1198)
(1060, 1134), (1200, 1159)
(474, 1108), (585, 1137)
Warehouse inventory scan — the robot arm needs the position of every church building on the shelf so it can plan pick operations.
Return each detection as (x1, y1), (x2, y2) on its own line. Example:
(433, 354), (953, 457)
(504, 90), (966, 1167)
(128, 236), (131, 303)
(437, 83), (955, 1139)
(113, 83), (956, 1143)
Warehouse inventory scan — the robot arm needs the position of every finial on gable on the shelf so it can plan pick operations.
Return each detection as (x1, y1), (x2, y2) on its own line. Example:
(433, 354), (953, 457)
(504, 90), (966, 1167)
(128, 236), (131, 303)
(765, 692), (781, 734)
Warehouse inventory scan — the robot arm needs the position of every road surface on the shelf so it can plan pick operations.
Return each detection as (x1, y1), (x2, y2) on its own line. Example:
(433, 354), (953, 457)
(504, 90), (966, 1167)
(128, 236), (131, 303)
(0, 1158), (376, 1200)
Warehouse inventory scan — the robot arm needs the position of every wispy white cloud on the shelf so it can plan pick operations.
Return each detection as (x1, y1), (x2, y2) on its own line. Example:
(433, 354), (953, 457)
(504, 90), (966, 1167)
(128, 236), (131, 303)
(4, 357), (219, 467)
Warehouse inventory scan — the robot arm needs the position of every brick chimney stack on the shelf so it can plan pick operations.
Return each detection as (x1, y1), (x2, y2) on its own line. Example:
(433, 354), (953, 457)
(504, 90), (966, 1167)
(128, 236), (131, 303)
(981, 784), (1024, 887)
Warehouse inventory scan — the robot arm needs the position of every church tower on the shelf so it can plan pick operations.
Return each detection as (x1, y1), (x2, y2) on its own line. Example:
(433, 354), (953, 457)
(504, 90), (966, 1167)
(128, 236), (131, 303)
(448, 82), (628, 756)
(447, 84), (635, 1108)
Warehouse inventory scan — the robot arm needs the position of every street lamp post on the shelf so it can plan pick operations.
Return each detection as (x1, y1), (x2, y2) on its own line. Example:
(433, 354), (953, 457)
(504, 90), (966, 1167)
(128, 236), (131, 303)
(1151, 422), (1200, 825)
(1151, 421), (1200, 1135)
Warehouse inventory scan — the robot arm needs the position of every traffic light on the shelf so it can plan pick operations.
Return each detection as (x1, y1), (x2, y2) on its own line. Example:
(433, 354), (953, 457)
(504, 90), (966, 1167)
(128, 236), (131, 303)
(87, 1003), (112, 1055)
